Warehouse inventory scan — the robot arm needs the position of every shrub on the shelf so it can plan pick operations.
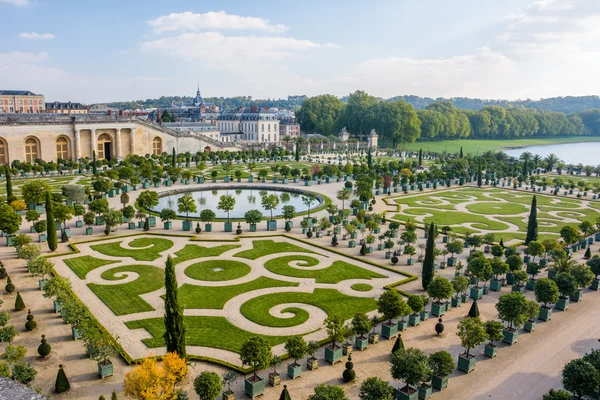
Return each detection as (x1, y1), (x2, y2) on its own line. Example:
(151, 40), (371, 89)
(25, 309), (36, 331)
(14, 292), (25, 311)
(55, 364), (70, 393)
(342, 355), (356, 382)
(38, 335), (51, 357)
(5, 276), (15, 293)
(358, 376), (394, 400)
(193, 371), (222, 400)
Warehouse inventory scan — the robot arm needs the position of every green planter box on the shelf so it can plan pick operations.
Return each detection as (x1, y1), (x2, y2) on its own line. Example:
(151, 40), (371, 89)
(432, 375), (448, 391)
(304, 180), (312, 186)
(249, 224), (257, 232)
(182, 220), (192, 231)
(72, 327), (83, 340)
(396, 387), (418, 400)
(490, 279), (503, 292)
(244, 376), (265, 398)
(451, 297), (461, 308)
(324, 345), (343, 364)
(204, 223), (212, 233)
(526, 279), (536, 291)
(267, 220), (277, 231)
(348, 240), (356, 248)
(512, 285), (526, 294)
(484, 344), (498, 358)
(85, 227), (93, 235)
(538, 306), (552, 321)
(39, 234), (47, 242)
(555, 297), (569, 310)
(398, 320), (408, 331)
(502, 329), (518, 345)
(447, 257), (456, 267)
(524, 320), (536, 332)
(148, 216), (156, 227)
(418, 384), (432, 400)
(142, 182), (150, 189)
(287, 363), (302, 379)
(224, 222), (233, 232)
(420, 310), (429, 321)
(470, 286), (483, 300)
(381, 321), (398, 339)
(431, 302), (445, 317)
(354, 336), (368, 350)
(95, 216), (105, 226)
(98, 361), (114, 378)
(224, 176), (230, 183)
(163, 221), (172, 230)
(128, 222), (136, 229)
(570, 290), (583, 302)
(457, 354), (476, 373)
(409, 313), (420, 326)
(591, 279), (600, 291)
(53, 300), (62, 313)
(407, 258), (414, 266)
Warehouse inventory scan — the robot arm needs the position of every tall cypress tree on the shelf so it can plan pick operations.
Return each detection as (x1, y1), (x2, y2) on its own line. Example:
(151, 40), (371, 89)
(522, 155), (529, 177)
(295, 142), (300, 162)
(459, 147), (463, 158)
(92, 150), (97, 175)
(172, 148), (176, 168)
(163, 255), (186, 357)
(5, 165), (13, 200)
(418, 149), (422, 166)
(422, 223), (436, 290)
(525, 195), (538, 245)
(45, 191), (58, 251)
(367, 146), (372, 168)
(477, 160), (482, 187)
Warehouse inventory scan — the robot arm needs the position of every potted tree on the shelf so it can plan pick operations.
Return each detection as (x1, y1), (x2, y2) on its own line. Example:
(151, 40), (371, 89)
(569, 264), (595, 302)
(177, 194), (197, 231)
(534, 277), (559, 321)
(92, 333), (118, 378)
(285, 336), (307, 379)
(261, 194), (279, 231)
(524, 300), (540, 332)
(377, 290), (401, 339)
(240, 336), (271, 398)
(221, 371), (238, 400)
(346, 224), (357, 247)
(29, 258), (53, 289)
(323, 314), (344, 364)
(159, 208), (176, 230)
(352, 313), (371, 351)
(456, 317), (486, 373)
(244, 209), (262, 232)
(268, 354), (282, 387)
(200, 209), (216, 233)
(390, 347), (432, 400)
(587, 255), (600, 290)
(490, 257), (509, 291)
(496, 292), (528, 345)
(306, 341), (319, 371)
(407, 295), (424, 327)
(554, 272), (577, 310)
(467, 254), (491, 300)
(397, 299), (411, 332)
(368, 315), (379, 344)
(429, 350), (455, 391)
(445, 240), (463, 267)
(427, 277), (454, 317)
(511, 270), (529, 293)
(483, 320), (504, 358)
(451, 276), (469, 308)
(282, 205), (295, 231)
(217, 194), (236, 232)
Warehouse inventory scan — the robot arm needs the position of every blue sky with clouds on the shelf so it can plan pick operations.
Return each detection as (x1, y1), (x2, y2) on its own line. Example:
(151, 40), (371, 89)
(1, 0), (598, 103)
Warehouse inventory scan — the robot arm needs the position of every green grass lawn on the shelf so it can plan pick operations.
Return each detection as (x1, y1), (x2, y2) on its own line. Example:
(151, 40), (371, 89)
(396, 208), (510, 231)
(177, 277), (299, 309)
(239, 289), (378, 328)
(184, 260), (251, 281)
(234, 239), (317, 260)
(88, 265), (165, 316)
(465, 202), (528, 215)
(126, 316), (294, 354)
(173, 244), (241, 265)
(64, 256), (120, 279)
(91, 238), (174, 261)
(264, 255), (386, 284)
(351, 283), (373, 292)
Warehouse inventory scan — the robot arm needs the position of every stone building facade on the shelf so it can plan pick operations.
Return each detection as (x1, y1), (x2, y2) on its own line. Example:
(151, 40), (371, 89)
(0, 90), (45, 114)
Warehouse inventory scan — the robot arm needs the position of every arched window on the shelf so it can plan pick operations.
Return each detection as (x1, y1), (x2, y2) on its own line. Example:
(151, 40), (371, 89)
(0, 139), (7, 165)
(152, 137), (162, 155)
(97, 133), (112, 160)
(25, 137), (39, 163)
(56, 137), (70, 160)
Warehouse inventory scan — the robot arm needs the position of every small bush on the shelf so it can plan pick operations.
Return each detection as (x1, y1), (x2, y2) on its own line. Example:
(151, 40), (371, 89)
(38, 335), (51, 357)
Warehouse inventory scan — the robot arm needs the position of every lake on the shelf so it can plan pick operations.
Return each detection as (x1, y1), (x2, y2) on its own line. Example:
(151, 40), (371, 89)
(504, 142), (600, 165)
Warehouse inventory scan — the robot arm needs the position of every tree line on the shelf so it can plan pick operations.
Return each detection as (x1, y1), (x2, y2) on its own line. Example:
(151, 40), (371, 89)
(297, 91), (600, 147)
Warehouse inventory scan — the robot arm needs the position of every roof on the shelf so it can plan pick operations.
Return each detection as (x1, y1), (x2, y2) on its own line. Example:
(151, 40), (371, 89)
(45, 102), (87, 110)
(0, 377), (47, 400)
(0, 90), (41, 96)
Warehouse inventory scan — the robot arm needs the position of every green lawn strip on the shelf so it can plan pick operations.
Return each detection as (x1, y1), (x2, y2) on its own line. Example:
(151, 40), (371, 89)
(234, 239), (318, 260)
(465, 202), (528, 215)
(172, 244), (241, 265)
(240, 288), (378, 328)
(88, 265), (165, 316)
(265, 255), (386, 284)
(63, 256), (120, 279)
(489, 191), (581, 209)
(184, 260), (251, 281)
(177, 277), (299, 309)
(351, 283), (373, 292)
(395, 208), (510, 230)
(126, 316), (293, 354)
(90, 238), (174, 261)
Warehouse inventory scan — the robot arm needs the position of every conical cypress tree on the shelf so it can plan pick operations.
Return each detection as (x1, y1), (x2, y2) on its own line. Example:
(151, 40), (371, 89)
(279, 385), (292, 400)
(143, 218), (149, 231)
(418, 149), (423, 166)
(422, 223), (436, 290)
(295, 143), (300, 162)
(92, 150), (97, 175)
(46, 191), (58, 251)
(5, 165), (13, 201)
(459, 147), (463, 158)
(367, 147), (372, 168)
(172, 147), (176, 168)
(14, 292), (25, 311)
(55, 364), (70, 393)
(584, 247), (591, 259)
(499, 238), (504, 248)
(468, 300), (480, 318)
(163, 255), (186, 358)
(525, 195), (538, 245)
(392, 334), (404, 354)
(477, 160), (482, 187)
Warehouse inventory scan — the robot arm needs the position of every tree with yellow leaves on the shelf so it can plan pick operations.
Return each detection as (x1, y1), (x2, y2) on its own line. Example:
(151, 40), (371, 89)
(123, 353), (187, 400)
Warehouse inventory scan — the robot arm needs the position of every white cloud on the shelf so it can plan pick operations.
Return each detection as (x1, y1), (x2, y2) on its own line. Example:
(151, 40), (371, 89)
(0, 0), (30, 7)
(19, 32), (55, 40)
(149, 11), (287, 34)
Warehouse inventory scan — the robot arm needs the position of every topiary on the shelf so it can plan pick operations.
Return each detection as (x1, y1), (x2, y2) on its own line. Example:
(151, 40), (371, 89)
(104, 227), (110, 236)
(111, 391), (118, 400)
(468, 300), (480, 318)
(306, 231), (313, 238)
(0, 266), (6, 279)
(195, 223), (201, 234)
(392, 334), (404, 354)
(360, 243), (367, 256)
(5, 276), (15, 293)
(342, 355), (355, 382)
(584, 247), (591, 260)
(285, 221), (292, 232)
(391, 256), (399, 265)
(55, 364), (70, 393)
(38, 335), (51, 357)
(331, 235), (338, 247)
(14, 292), (25, 311)
(25, 309), (36, 331)
(143, 219), (149, 231)
(236, 223), (242, 235)
(435, 318), (445, 335)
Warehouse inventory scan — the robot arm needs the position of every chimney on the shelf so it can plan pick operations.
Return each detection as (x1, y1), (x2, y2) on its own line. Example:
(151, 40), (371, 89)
(108, 109), (112, 116)
(119, 109), (124, 116)
(251, 106), (258, 113)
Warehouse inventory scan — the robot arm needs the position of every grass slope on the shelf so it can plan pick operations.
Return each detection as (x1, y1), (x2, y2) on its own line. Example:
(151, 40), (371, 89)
(90, 238), (174, 261)
(64, 256), (120, 279)
(234, 239), (317, 260)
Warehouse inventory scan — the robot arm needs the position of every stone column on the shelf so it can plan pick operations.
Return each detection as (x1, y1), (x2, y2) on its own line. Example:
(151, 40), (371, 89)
(91, 129), (97, 158)
(129, 128), (136, 155)
(74, 129), (81, 160)
(116, 129), (122, 159)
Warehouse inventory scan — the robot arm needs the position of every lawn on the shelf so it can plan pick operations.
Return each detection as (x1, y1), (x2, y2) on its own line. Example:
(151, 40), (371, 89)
(64, 256), (120, 279)
(173, 244), (241, 265)
(184, 260), (251, 281)
(126, 316), (294, 354)
(88, 264), (165, 316)
(177, 277), (299, 309)
(91, 238), (174, 261)
(395, 208), (511, 231)
(264, 255), (386, 283)
(351, 283), (373, 292)
(234, 239), (317, 260)
(239, 289), (378, 328)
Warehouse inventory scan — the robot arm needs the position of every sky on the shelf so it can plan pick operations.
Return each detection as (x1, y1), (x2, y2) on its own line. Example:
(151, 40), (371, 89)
(0, 0), (599, 103)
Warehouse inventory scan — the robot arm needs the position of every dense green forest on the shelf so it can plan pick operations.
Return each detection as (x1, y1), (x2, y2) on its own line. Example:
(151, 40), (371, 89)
(297, 91), (600, 148)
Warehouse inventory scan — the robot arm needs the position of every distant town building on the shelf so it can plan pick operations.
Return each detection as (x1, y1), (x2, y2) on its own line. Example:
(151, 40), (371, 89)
(0, 90), (45, 113)
(279, 118), (300, 141)
(88, 104), (120, 114)
(217, 106), (280, 144)
(45, 101), (88, 114)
